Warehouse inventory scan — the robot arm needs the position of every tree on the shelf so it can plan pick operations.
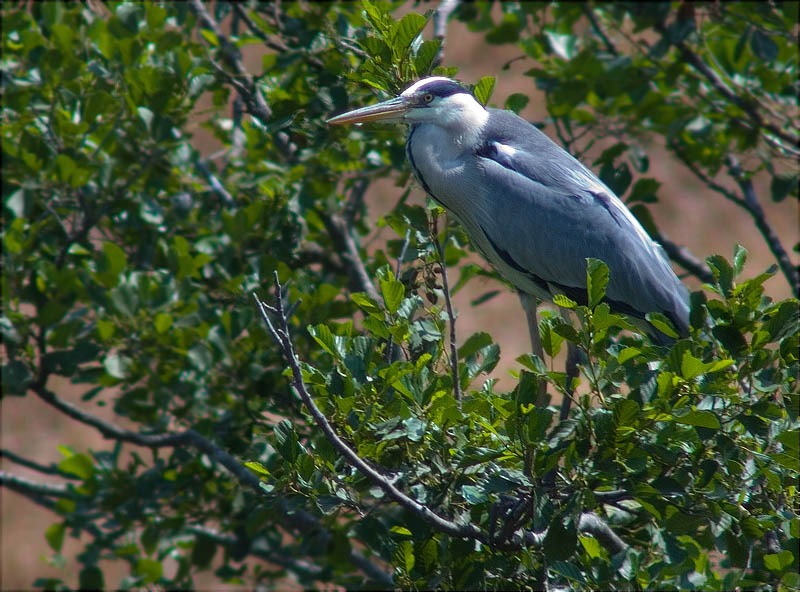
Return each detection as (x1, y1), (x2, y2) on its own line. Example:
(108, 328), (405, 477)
(2, 1), (797, 589)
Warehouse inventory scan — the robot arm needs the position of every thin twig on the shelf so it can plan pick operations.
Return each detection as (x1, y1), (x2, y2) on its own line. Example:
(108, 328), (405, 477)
(582, 5), (619, 56)
(395, 228), (412, 278)
(654, 232), (715, 285)
(25, 381), (389, 580)
(0, 471), (71, 499)
(196, 158), (235, 206)
(343, 178), (370, 227)
(322, 212), (381, 303)
(431, 216), (462, 403)
(667, 139), (745, 207)
(0, 449), (77, 479)
(656, 23), (799, 152)
(255, 279), (629, 555)
(726, 156), (800, 294)
(188, 0), (273, 125)
(255, 280), (480, 539)
(1, 472), (106, 539)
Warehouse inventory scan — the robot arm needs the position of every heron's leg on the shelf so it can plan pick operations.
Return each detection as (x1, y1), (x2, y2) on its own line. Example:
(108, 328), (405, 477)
(518, 292), (548, 406)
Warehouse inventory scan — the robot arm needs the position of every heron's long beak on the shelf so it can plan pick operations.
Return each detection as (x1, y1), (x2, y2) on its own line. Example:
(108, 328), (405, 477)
(326, 96), (412, 125)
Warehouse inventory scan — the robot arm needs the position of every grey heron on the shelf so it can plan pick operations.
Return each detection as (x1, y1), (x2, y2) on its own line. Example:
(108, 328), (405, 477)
(328, 77), (690, 344)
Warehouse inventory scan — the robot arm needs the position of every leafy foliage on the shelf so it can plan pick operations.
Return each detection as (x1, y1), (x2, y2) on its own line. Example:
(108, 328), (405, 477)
(2, 2), (797, 590)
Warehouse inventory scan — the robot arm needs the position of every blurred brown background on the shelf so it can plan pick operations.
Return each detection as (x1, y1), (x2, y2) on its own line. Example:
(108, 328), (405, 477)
(2, 7), (797, 589)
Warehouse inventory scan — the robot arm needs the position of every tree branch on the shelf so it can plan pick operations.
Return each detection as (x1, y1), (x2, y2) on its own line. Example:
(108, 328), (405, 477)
(255, 276), (630, 557)
(0, 449), (77, 479)
(25, 382), (390, 581)
(653, 231), (715, 285)
(432, 0), (459, 70)
(431, 215), (462, 403)
(188, 0), (273, 126)
(0, 470), (70, 500)
(726, 156), (800, 294)
(255, 280), (485, 542)
(322, 212), (382, 303)
(657, 24), (799, 153)
(582, 5), (619, 56)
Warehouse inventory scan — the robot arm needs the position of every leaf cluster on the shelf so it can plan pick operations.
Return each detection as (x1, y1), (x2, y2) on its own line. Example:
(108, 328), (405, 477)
(2, 2), (797, 590)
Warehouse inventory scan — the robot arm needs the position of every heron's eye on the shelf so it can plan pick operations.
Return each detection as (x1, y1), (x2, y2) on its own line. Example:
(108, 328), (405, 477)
(423, 93), (434, 104)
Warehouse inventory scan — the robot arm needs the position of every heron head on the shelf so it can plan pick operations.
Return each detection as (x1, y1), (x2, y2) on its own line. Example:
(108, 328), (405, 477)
(327, 76), (489, 134)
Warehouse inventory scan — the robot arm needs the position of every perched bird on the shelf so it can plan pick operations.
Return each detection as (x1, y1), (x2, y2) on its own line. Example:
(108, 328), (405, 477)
(328, 77), (690, 342)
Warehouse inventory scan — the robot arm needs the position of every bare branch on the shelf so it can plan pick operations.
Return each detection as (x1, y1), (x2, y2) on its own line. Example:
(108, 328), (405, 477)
(188, 0), (273, 125)
(322, 212), (382, 303)
(0, 470), (70, 499)
(667, 139), (745, 207)
(577, 512), (628, 555)
(195, 158), (235, 206)
(343, 177), (370, 227)
(255, 278), (630, 557)
(25, 381), (390, 581)
(657, 24), (799, 153)
(1, 472), (106, 539)
(0, 449), (77, 480)
(432, 0), (459, 70)
(582, 5), (619, 56)
(654, 232), (715, 285)
(726, 156), (800, 294)
(255, 282), (484, 541)
(431, 215), (462, 403)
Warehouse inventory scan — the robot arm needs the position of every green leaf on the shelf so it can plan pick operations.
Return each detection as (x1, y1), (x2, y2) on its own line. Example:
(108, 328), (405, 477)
(141, 526), (159, 556)
(764, 550), (794, 573)
(543, 514), (577, 561)
(553, 294), (577, 309)
(646, 312), (679, 339)
(680, 351), (706, 379)
(628, 178), (661, 204)
(58, 452), (95, 480)
(395, 540), (415, 573)
(380, 276), (405, 314)
(96, 242), (128, 288)
(750, 28), (778, 61)
(539, 317), (564, 357)
(614, 399), (640, 427)
(308, 324), (342, 358)
(771, 173), (798, 202)
(461, 484), (488, 504)
(733, 244), (748, 276)
(351, 292), (383, 316)
(390, 525), (413, 537)
(45, 522), (66, 552)
(458, 331), (493, 359)
(544, 30), (577, 60)
(191, 534), (216, 567)
(673, 410), (720, 429)
(414, 39), (440, 75)
(243, 461), (270, 477)
(79, 566), (104, 590)
(586, 258), (610, 309)
(153, 312), (172, 334)
(505, 93), (529, 114)
(473, 76), (496, 106)
(391, 12), (426, 53)
(103, 352), (132, 380)
(2, 360), (32, 395)
(403, 417), (426, 442)
(579, 535), (603, 559)
(135, 557), (163, 583)
(706, 254), (734, 296)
